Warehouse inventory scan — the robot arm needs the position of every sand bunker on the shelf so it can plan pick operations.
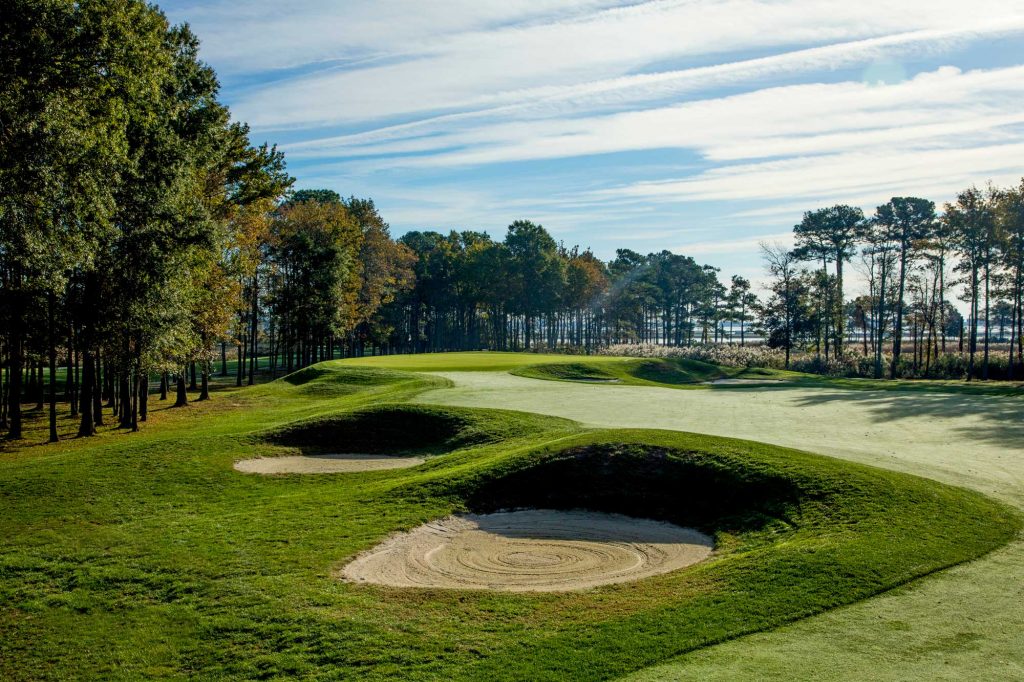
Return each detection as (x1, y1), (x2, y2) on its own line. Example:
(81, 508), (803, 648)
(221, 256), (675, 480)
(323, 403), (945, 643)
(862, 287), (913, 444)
(705, 378), (790, 385)
(341, 509), (713, 592)
(234, 453), (424, 474)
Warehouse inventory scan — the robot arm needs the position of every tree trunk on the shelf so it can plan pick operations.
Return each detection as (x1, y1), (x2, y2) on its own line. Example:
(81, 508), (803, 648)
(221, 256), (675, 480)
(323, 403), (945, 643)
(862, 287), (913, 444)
(36, 361), (44, 411)
(835, 256), (845, 358)
(250, 277), (259, 385)
(890, 250), (908, 379)
(131, 368), (139, 432)
(66, 330), (76, 416)
(8, 313), (22, 439)
(103, 356), (114, 408)
(236, 342), (244, 386)
(938, 254), (946, 354)
(0, 343), (6, 429)
(199, 361), (210, 400)
(119, 372), (132, 429)
(93, 354), (104, 427)
(48, 291), (58, 443)
(139, 373), (148, 422)
(174, 371), (188, 407)
(983, 262), (991, 380)
(77, 349), (95, 437)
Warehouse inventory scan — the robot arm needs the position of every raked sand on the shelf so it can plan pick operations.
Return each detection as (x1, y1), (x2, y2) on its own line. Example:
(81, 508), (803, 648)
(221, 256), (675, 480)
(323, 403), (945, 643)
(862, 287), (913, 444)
(234, 453), (424, 474)
(341, 510), (712, 592)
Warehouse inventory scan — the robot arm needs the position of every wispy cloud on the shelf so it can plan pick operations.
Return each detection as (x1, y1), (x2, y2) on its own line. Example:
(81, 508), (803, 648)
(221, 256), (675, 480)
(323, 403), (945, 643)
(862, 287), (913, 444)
(161, 0), (1024, 285)
(300, 63), (1024, 169)
(222, 1), (1024, 128)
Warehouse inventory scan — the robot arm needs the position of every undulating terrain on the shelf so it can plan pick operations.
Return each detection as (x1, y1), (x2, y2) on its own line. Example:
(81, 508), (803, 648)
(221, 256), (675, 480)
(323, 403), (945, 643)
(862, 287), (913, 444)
(1, 353), (1021, 680)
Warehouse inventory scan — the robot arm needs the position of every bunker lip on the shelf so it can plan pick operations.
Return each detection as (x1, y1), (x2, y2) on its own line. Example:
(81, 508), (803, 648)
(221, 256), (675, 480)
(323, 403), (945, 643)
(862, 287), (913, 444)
(234, 453), (425, 474)
(340, 509), (713, 592)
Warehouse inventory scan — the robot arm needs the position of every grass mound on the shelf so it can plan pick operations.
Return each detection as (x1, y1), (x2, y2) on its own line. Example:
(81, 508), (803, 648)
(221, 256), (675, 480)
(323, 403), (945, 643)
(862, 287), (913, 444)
(267, 404), (499, 455)
(412, 429), (1020, 678)
(1, 358), (1020, 681)
(628, 358), (724, 384)
(264, 403), (574, 458)
(512, 361), (622, 382)
(275, 364), (433, 397)
(463, 442), (800, 533)
(513, 357), (725, 387)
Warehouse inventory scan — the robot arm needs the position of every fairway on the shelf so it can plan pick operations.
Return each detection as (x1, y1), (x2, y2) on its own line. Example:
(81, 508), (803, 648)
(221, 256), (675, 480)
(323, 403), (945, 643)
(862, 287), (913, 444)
(403, 362), (1024, 680)
(2, 353), (1020, 680)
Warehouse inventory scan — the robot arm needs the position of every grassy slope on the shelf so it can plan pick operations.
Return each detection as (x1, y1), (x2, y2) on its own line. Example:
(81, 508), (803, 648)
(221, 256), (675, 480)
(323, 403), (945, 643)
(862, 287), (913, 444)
(337, 351), (633, 373)
(512, 358), (729, 387)
(1, 358), (1019, 680)
(402, 361), (1024, 680)
(508, 356), (1024, 396)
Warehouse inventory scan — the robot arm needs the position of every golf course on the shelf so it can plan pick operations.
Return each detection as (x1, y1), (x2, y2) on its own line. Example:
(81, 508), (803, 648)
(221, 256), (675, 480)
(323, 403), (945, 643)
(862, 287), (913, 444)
(2, 351), (1021, 680)
(8, 1), (1024, 679)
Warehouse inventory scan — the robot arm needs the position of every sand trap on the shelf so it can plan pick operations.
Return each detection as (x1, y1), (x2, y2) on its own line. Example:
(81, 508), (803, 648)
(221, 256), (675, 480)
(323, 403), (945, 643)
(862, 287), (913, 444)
(704, 378), (790, 385)
(234, 453), (424, 474)
(572, 377), (622, 383)
(341, 509), (713, 592)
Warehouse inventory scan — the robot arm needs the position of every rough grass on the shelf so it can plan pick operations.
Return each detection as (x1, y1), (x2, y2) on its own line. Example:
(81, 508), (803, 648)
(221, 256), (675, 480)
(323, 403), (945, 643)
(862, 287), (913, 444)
(1, 359), (1019, 680)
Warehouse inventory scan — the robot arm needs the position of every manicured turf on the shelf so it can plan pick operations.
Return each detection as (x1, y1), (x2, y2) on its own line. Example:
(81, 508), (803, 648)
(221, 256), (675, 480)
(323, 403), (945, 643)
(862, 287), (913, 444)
(338, 350), (633, 373)
(411, 366), (1024, 680)
(512, 357), (733, 387)
(0, 357), (1019, 680)
(509, 355), (1024, 396)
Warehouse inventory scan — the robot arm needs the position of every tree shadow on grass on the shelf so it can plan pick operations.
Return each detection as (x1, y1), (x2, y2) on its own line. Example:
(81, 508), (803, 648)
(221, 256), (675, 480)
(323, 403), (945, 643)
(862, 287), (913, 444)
(782, 388), (1024, 447)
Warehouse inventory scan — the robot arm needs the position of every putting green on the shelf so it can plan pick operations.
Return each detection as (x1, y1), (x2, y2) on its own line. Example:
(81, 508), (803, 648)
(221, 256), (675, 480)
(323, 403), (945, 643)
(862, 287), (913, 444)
(404, 367), (1024, 681)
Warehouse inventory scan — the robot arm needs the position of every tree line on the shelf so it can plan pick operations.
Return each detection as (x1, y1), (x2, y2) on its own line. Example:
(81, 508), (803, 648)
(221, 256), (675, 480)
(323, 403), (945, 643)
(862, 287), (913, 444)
(0, 1), (296, 440)
(5, 2), (1023, 444)
(759, 183), (1024, 381)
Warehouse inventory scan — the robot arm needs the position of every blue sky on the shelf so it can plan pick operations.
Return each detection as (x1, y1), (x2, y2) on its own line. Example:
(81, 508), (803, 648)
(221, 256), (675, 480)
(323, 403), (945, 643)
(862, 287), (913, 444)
(161, 1), (1024, 290)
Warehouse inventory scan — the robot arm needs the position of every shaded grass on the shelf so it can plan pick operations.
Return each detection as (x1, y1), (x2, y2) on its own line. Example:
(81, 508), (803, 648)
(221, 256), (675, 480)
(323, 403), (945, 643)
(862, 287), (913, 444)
(512, 358), (729, 388)
(0, 360), (1018, 680)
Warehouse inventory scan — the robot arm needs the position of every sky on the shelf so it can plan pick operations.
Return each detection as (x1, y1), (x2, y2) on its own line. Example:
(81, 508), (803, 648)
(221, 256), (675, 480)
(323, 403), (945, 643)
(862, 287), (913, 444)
(160, 0), (1024, 290)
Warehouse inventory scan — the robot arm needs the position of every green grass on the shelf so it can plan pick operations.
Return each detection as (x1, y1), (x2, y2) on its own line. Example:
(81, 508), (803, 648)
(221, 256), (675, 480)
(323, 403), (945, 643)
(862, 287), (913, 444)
(507, 356), (1024, 396)
(512, 357), (730, 387)
(337, 350), (633, 373)
(1, 358), (1018, 680)
(402, 356), (1024, 680)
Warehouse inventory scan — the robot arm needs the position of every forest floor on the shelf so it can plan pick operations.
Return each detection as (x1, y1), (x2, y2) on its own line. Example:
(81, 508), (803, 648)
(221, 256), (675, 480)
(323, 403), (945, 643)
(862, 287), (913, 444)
(1, 351), (1021, 680)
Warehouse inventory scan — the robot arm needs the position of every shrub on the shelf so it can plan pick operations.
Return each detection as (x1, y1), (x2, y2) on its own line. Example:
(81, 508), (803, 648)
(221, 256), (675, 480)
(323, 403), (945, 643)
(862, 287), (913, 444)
(598, 343), (788, 368)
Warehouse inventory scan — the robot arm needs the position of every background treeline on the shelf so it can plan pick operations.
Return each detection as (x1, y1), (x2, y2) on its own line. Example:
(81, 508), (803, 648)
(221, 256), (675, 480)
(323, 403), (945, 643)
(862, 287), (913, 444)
(4, 2), (1024, 444)
(757, 184), (1024, 382)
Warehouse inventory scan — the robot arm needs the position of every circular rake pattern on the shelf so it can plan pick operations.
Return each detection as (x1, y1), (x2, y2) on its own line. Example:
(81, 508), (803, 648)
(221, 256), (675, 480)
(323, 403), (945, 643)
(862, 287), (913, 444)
(341, 509), (713, 592)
